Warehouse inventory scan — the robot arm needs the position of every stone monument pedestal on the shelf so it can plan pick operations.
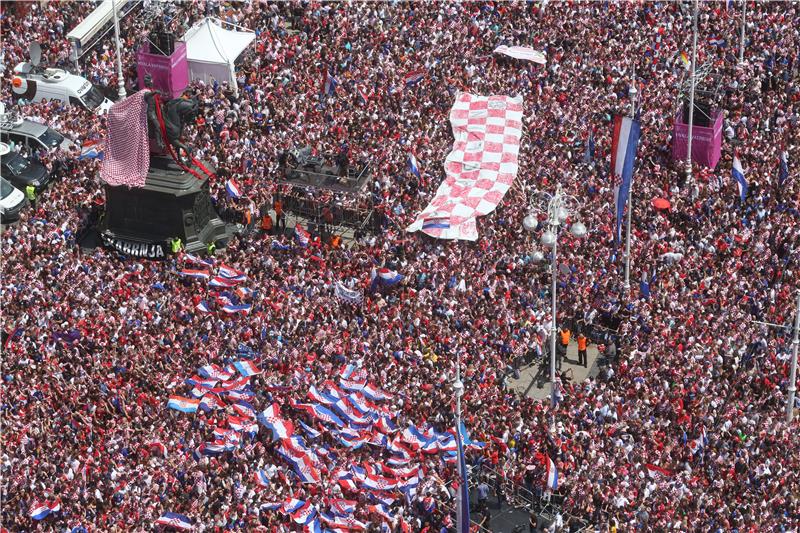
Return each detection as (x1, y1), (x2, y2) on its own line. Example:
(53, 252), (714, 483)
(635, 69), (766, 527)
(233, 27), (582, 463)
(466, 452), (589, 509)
(99, 156), (234, 258)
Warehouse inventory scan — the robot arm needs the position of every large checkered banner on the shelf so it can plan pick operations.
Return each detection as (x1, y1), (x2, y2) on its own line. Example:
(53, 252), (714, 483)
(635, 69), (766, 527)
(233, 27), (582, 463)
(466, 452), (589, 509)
(407, 92), (524, 241)
(101, 91), (150, 188)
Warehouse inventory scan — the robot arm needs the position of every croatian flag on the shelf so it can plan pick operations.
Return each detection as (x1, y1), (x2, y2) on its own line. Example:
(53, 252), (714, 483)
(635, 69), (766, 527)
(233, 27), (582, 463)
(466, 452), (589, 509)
(421, 217), (450, 231)
(544, 456), (559, 490)
(233, 360), (261, 377)
(225, 179), (242, 199)
(778, 150), (789, 186)
(323, 72), (339, 95)
(218, 264), (246, 280)
(404, 70), (426, 87)
(196, 301), (212, 314)
(209, 276), (239, 288)
(455, 418), (470, 533)
(732, 154), (748, 202)
(222, 303), (252, 314)
(291, 501), (317, 525)
(180, 269), (210, 279)
(167, 395), (200, 413)
(258, 403), (295, 439)
(198, 364), (232, 381)
(376, 268), (403, 287)
(154, 512), (194, 531)
(29, 500), (58, 520)
(294, 224), (310, 247)
(407, 153), (421, 178)
(198, 394), (225, 413)
(357, 84), (370, 105)
(708, 36), (726, 47)
(611, 114), (641, 245)
(254, 470), (271, 487)
(184, 252), (215, 267)
(79, 140), (104, 160)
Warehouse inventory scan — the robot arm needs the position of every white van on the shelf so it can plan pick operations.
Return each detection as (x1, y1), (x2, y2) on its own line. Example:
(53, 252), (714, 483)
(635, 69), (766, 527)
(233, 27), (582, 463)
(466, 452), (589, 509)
(11, 62), (113, 115)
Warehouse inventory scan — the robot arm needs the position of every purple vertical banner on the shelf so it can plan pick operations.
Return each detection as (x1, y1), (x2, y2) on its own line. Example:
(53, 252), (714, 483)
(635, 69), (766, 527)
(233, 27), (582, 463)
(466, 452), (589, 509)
(671, 111), (723, 169)
(136, 41), (189, 98)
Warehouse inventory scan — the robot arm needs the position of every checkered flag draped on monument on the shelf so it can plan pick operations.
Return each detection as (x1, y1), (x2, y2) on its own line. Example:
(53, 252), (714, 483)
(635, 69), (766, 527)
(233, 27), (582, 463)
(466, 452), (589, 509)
(101, 91), (150, 188)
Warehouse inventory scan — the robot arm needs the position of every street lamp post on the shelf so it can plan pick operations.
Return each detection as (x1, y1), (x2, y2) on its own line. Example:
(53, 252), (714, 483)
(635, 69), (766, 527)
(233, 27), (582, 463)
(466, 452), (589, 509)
(112, 0), (127, 100)
(739, 0), (747, 64)
(686, 0), (698, 182)
(523, 184), (587, 431)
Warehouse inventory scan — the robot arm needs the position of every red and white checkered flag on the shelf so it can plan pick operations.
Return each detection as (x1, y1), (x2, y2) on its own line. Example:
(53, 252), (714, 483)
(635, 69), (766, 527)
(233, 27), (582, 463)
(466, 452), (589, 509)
(101, 91), (150, 188)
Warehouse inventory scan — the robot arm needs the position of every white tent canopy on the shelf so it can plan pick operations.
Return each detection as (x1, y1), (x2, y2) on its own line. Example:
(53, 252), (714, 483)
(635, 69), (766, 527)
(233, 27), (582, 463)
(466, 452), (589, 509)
(182, 17), (255, 95)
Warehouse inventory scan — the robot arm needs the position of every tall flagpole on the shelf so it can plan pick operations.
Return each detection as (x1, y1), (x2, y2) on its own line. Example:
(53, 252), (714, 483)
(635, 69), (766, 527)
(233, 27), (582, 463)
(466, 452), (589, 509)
(453, 350), (469, 532)
(739, 0), (747, 64)
(786, 290), (800, 423)
(112, 0), (127, 99)
(685, 0), (698, 183)
(624, 64), (637, 293)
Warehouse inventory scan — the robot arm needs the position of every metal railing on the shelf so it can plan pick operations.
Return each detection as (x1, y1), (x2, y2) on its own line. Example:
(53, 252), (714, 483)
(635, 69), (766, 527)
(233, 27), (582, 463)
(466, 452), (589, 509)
(473, 463), (593, 531)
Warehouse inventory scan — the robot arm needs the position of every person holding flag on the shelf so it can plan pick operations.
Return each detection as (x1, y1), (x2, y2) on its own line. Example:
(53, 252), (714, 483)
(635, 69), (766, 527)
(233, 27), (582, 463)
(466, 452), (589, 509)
(732, 153), (748, 203)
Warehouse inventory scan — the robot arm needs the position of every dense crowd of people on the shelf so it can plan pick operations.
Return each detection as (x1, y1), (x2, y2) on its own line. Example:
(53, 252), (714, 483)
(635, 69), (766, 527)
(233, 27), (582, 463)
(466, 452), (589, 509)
(2, 1), (799, 531)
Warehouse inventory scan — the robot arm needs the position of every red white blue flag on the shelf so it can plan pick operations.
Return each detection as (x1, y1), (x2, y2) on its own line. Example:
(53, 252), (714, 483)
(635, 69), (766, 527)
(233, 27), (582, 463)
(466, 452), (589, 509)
(611, 114), (641, 245)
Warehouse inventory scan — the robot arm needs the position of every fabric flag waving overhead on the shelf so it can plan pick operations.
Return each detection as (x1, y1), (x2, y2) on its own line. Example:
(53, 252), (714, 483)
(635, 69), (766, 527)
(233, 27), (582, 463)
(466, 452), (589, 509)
(611, 114), (641, 245)
(323, 72), (339, 95)
(79, 140), (104, 160)
(154, 512), (194, 531)
(407, 153), (421, 178)
(778, 150), (789, 186)
(404, 70), (426, 87)
(545, 456), (559, 490)
(407, 93), (524, 241)
(225, 179), (242, 199)
(167, 395), (200, 413)
(101, 92), (150, 188)
(732, 154), (748, 202)
(493, 45), (547, 64)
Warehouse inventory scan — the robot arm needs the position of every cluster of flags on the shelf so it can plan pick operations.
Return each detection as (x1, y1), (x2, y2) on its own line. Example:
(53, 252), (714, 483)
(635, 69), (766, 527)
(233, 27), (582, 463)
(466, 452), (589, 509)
(178, 256), (253, 315)
(163, 358), (485, 530)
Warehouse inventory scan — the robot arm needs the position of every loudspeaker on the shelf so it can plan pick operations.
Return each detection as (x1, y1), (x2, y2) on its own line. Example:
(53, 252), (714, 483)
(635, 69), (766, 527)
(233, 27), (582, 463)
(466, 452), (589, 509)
(682, 101), (712, 127)
(148, 31), (175, 56)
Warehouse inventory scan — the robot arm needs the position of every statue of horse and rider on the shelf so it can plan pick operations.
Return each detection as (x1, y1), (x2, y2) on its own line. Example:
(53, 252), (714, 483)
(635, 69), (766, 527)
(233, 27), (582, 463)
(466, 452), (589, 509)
(142, 75), (200, 163)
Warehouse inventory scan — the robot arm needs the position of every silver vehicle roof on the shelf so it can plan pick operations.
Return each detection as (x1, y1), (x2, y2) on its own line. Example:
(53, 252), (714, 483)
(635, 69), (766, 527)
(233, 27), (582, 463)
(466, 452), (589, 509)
(0, 116), (49, 137)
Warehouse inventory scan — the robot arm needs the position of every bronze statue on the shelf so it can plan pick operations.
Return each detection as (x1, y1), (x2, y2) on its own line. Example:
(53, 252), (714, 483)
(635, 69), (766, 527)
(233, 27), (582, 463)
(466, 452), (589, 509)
(142, 74), (200, 163)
